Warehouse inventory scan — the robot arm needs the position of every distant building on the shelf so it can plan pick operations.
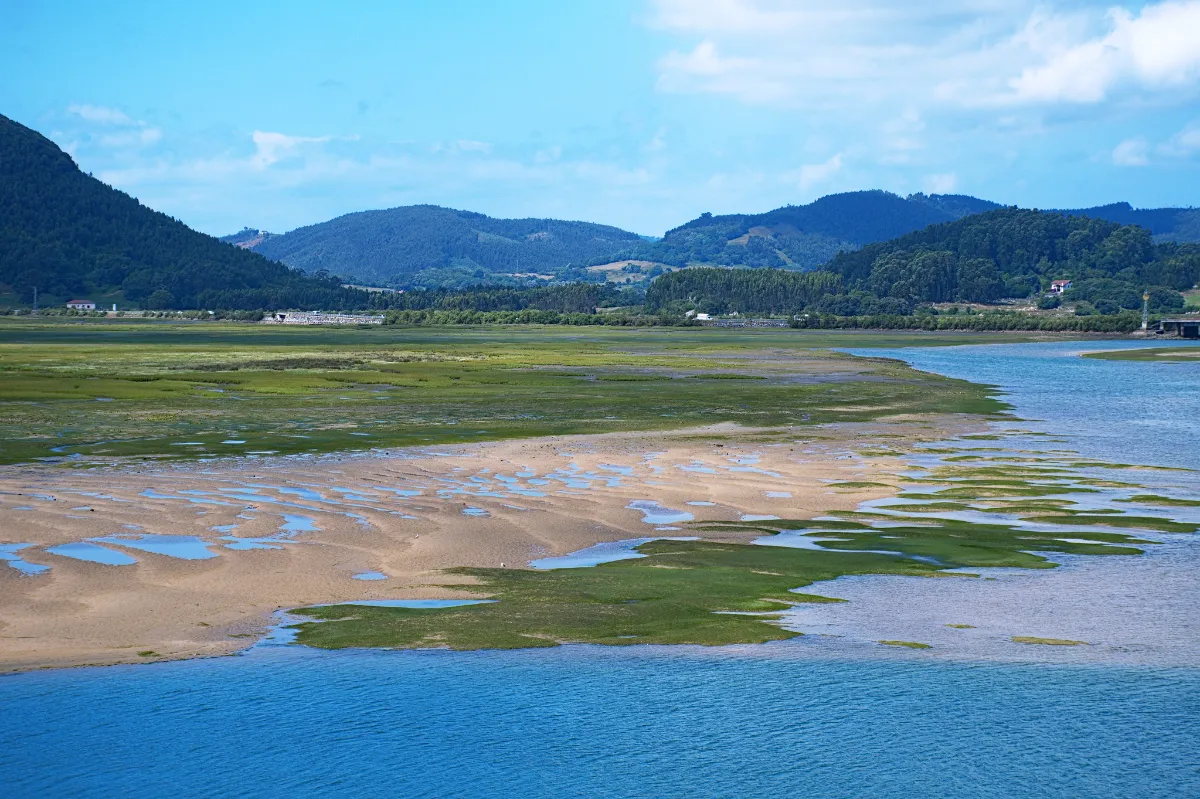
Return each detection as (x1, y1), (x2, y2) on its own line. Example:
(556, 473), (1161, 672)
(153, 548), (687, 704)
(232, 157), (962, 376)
(1049, 280), (1073, 295)
(263, 311), (385, 326)
(65, 299), (96, 310)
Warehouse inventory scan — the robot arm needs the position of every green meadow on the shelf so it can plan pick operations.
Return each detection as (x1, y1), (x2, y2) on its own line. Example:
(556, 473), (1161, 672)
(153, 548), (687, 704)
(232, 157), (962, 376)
(0, 319), (1019, 464)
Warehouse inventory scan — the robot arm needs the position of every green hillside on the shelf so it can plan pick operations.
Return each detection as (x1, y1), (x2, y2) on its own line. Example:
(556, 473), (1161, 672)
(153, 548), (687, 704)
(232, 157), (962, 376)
(822, 208), (1200, 314)
(0, 113), (363, 311)
(603, 190), (977, 271)
(245, 205), (644, 288)
(641, 210), (1200, 318)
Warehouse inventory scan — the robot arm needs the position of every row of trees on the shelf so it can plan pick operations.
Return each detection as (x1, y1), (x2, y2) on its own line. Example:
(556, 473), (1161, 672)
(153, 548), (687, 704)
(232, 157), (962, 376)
(644, 268), (843, 314)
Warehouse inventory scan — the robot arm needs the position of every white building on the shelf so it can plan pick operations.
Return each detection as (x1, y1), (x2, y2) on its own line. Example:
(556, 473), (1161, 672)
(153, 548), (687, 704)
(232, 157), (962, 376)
(65, 299), (96, 310)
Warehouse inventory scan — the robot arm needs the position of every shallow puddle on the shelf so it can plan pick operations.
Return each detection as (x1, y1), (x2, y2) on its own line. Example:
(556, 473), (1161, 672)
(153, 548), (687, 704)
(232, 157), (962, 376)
(352, 572), (388, 581)
(91, 534), (219, 560)
(627, 500), (693, 525)
(45, 542), (137, 566)
(0, 544), (50, 575)
(531, 537), (698, 569)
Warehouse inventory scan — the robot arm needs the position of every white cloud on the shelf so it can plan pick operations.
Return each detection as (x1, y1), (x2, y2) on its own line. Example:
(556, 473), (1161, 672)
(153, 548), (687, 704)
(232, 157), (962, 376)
(455, 139), (493, 153)
(250, 131), (332, 169)
(1112, 138), (1150, 166)
(66, 103), (163, 150)
(1006, 2), (1200, 104)
(98, 127), (163, 148)
(924, 173), (959, 192)
(652, 0), (1200, 110)
(67, 104), (134, 125)
(1158, 121), (1200, 157)
(786, 153), (843, 190)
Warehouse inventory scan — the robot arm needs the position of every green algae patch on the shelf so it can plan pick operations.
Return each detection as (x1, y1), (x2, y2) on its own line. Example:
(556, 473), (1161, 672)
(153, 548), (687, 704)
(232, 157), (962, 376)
(1082, 347), (1200, 362)
(288, 512), (1148, 652)
(945, 624), (975, 629)
(877, 502), (973, 513)
(879, 640), (932, 649)
(827, 481), (893, 490)
(290, 541), (943, 651)
(1011, 636), (1088, 646)
(1118, 494), (1200, 508)
(1022, 514), (1198, 533)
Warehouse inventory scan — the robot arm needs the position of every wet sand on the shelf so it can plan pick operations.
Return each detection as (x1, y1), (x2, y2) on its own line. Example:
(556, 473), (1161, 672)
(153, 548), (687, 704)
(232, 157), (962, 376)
(0, 419), (968, 672)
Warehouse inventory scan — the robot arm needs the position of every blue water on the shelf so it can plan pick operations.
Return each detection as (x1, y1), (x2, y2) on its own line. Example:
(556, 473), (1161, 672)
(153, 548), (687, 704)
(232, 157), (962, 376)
(845, 340), (1200, 470)
(43, 541), (137, 566)
(3, 339), (1199, 797)
(1, 647), (1196, 798)
(90, 534), (218, 560)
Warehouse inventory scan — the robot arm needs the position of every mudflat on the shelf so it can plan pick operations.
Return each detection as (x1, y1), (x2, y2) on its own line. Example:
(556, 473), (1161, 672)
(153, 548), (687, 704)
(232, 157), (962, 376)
(0, 420), (971, 672)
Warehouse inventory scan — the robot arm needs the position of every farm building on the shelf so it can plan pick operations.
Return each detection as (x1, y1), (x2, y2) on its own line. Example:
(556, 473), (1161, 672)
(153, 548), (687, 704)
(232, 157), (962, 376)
(65, 299), (96, 310)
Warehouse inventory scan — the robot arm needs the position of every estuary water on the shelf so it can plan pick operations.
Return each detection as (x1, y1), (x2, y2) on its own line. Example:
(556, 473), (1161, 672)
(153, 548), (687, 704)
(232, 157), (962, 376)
(2, 339), (1199, 798)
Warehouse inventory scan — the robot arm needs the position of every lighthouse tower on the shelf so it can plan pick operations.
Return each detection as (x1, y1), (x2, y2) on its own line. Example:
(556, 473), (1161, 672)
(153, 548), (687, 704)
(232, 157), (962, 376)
(1141, 292), (1150, 332)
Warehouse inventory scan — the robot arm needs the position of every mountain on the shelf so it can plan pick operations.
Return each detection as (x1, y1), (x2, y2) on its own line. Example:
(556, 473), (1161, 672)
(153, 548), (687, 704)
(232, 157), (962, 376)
(597, 191), (1002, 272)
(238, 205), (645, 289)
(618, 192), (1200, 273)
(822, 207), (1200, 314)
(0, 113), (365, 310)
(1048, 202), (1200, 243)
(231, 192), (1200, 290)
(642, 209), (1200, 318)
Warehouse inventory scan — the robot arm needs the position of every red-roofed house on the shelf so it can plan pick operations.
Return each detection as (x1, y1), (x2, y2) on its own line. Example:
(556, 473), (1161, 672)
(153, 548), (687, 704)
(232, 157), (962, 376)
(65, 299), (96, 310)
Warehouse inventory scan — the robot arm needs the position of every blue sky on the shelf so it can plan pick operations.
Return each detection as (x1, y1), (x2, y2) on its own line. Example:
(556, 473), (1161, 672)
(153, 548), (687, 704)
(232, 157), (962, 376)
(3, 0), (1200, 236)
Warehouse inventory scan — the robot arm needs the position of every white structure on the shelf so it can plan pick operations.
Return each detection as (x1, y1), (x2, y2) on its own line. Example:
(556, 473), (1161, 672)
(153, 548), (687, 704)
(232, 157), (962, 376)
(1049, 280), (1073, 295)
(65, 299), (96, 310)
(263, 311), (385, 326)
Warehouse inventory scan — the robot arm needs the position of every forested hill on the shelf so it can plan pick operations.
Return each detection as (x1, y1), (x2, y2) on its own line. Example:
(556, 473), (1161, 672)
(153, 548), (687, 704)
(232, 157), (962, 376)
(599, 191), (983, 271)
(243, 205), (644, 288)
(595, 191), (1200, 273)
(822, 208), (1199, 314)
(1049, 202), (1200, 242)
(0, 113), (364, 310)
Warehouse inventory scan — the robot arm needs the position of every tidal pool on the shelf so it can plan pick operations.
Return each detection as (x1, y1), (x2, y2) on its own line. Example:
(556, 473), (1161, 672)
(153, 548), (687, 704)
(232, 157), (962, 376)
(627, 500), (693, 525)
(531, 537), (698, 569)
(91, 534), (218, 560)
(45, 542), (137, 566)
(0, 544), (50, 575)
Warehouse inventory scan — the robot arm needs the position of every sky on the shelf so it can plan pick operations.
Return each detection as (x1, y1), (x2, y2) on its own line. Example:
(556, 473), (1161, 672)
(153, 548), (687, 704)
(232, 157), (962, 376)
(3, 0), (1200, 236)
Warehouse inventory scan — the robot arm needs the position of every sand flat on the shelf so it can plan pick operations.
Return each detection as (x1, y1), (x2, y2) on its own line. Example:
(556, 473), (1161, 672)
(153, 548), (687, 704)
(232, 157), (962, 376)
(0, 419), (970, 672)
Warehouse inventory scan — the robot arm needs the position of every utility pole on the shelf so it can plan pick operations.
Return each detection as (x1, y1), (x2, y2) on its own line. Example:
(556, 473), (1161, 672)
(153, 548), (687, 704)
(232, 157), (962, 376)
(1141, 292), (1150, 332)
(32, 286), (38, 314)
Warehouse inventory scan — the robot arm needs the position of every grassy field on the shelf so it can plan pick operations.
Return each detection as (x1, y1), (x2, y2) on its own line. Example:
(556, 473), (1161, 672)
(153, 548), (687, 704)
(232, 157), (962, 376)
(0, 319), (1021, 464)
(1083, 346), (1200, 361)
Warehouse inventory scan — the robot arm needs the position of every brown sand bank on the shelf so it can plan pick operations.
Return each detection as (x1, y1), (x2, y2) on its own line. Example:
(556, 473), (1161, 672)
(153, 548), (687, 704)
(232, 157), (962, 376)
(0, 418), (972, 672)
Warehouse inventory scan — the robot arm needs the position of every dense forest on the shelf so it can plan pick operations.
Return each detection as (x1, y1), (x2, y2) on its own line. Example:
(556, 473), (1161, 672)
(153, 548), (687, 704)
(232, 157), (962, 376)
(606, 192), (1200, 274)
(242, 205), (643, 288)
(644, 269), (842, 315)
(376, 283), (637, 313)
(0, 113), (366, 310)
(598, 191), (976, 271)
(823, 209), (1200, 314)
